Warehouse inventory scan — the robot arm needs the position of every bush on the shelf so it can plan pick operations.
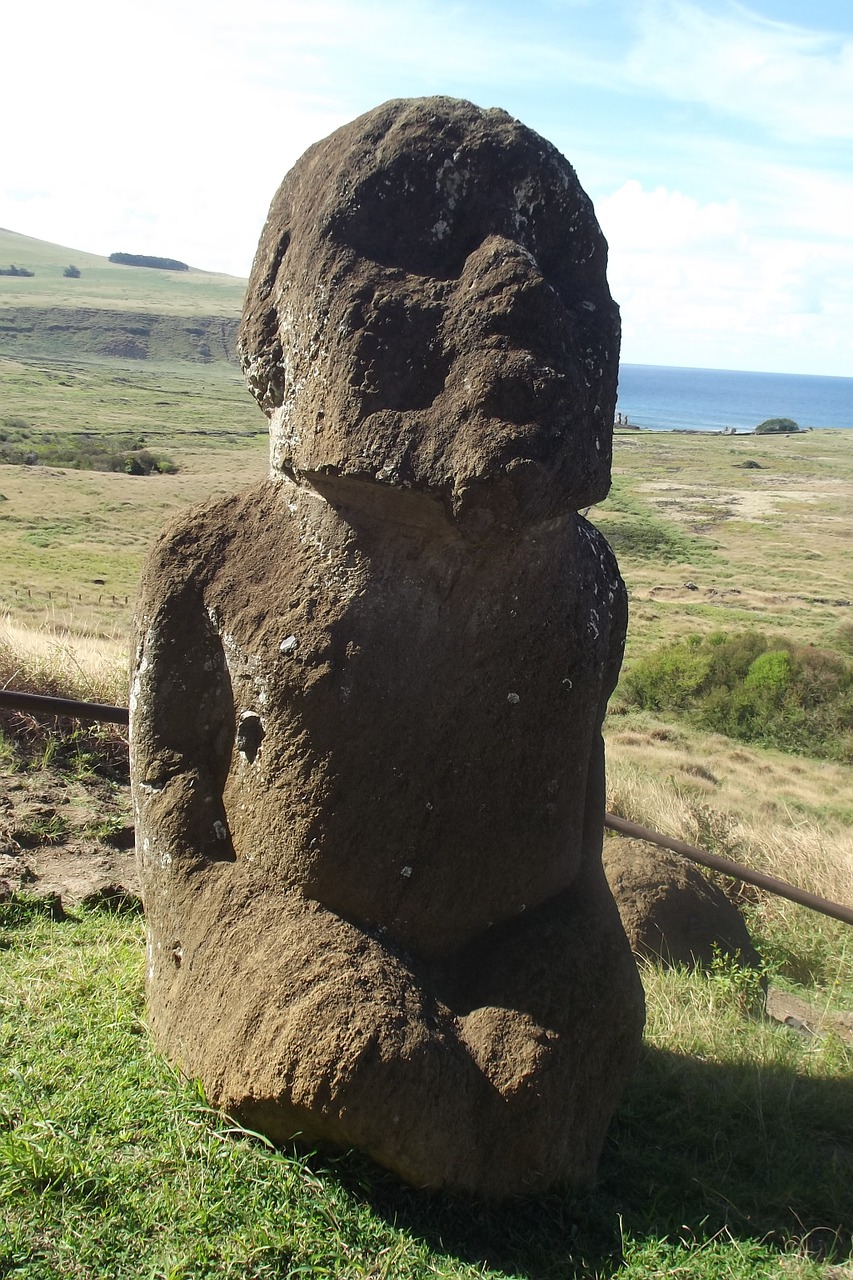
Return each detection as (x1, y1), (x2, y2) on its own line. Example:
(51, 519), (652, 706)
(624, 630), (853, 761)
(755, 418), (800, 433)
(0, 264), (35, 277)
(122, 449), (176, 476)
(108, 252), (188, 271)
(0, 428), (177, 476)
(63, 264), (81, 278)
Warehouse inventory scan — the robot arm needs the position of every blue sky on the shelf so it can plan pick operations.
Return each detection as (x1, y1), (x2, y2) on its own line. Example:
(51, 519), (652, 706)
(2, 0), (851, 376)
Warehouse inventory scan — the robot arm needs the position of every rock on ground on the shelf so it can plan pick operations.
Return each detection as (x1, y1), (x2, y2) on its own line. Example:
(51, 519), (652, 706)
(603, 835), (761, 970)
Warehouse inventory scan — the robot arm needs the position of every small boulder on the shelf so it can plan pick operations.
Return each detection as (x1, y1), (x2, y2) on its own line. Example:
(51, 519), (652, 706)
(603, 836), (760, 970)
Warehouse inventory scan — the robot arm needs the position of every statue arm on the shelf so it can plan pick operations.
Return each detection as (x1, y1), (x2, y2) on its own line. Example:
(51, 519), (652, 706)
(130, 534), (236, 868)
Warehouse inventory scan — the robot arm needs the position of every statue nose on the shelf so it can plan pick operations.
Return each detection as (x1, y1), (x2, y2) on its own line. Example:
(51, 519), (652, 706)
(472, 232), (536, 262)
(460, 234), (544, 290)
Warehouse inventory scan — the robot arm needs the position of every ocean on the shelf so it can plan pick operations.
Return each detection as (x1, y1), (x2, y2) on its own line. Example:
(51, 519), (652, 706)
(615, 364), (853, 434)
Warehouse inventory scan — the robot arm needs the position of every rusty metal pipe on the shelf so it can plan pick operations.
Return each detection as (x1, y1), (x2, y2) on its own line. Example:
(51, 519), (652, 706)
(0, 688), (129, 726)
(605, 811), (853, 926)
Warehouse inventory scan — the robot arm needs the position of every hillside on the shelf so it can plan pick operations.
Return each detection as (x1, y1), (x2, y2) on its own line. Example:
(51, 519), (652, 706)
(0, 229), (245, 362)
(1, 230), (852, 1277)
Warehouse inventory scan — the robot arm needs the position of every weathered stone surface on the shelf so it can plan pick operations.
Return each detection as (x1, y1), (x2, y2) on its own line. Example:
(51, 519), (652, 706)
(603, 836), (761, 970)
(240, 95), (619, 529)
(130, 97), (643, 1197)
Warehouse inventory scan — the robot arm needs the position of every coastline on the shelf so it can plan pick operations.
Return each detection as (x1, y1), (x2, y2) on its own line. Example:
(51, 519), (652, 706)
(616, 363), (853, 433)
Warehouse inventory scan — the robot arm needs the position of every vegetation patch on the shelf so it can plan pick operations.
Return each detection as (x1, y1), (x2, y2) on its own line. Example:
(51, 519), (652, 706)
(596, 513), (712, 562)
(592, 477), (717, 564)
(108, 252), (188, 271)
(0, 423), (176, 474)
(623, 630), (853, 762)
(755, 417), (801, 433)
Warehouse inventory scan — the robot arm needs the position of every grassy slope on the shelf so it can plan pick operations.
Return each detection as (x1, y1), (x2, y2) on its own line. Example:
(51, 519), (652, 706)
(0, 356), (268, 628)
(0, 228), (246, 317)
(1, 903), (849, 1280)
(0, 231), (264, 627)
(1, 233), (851, 1278)
(592, 427), (853, 660)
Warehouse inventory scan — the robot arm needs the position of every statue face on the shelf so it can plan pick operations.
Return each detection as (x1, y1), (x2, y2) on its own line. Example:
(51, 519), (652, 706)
(240, 98), (619, 522)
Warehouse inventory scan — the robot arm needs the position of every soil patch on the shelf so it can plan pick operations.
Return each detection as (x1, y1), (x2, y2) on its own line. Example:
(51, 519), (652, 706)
(0, 764), (138, 908)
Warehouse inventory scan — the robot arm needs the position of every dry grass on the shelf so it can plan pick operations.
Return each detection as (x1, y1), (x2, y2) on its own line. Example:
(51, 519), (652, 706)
(594, 428), (853, 660)
(605, 710), (853, 1005)
(605, 712), (853, 897)
(0, 613), (128, 707)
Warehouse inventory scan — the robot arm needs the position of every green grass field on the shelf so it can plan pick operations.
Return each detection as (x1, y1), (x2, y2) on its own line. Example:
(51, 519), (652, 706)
(0, 229), (247, 317)
(1, 233), (851, 1279)
(0, 355), (267, 627)
(593, 427), (853, 662)
(1, 900), (850, 1280)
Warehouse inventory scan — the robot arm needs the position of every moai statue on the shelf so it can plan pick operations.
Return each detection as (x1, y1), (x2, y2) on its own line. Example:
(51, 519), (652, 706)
(130, 97), (644, 1198)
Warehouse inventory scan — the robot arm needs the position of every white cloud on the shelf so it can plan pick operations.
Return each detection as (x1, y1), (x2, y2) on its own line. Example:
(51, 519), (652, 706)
(1, 0), (851, 373)
(599, 177), (853, 373)
(626, 0), (853, 141)
(599, 180), (741, 251)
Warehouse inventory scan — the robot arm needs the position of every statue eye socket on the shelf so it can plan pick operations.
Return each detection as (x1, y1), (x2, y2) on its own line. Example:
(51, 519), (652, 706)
(328, 156), (543, 281)
(328, 169), (466, 279)
(325, 152), (583, 300)
(237, 712), (264, 764)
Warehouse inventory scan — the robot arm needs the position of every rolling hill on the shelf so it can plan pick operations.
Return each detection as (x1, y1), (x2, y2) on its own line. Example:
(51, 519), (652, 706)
(0, 229), (246, 362)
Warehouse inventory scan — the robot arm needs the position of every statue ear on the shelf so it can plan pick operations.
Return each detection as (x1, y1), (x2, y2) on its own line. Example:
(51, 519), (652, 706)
(239, 229), (291, 415)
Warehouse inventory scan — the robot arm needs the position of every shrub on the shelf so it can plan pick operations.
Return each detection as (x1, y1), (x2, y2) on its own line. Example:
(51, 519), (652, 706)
(835, 621), (853, 657)
(0, 264), (35, 277)
(755, 418), (800, 433)
(63, 264), (81, 278)
(0, 428), (177, 475)
(624, 630), (853, 762)
(620, 636), (712, 711)
(123, 449), (176, 476)
(743, 648), (792, 695)
(108, 252), (188, 271)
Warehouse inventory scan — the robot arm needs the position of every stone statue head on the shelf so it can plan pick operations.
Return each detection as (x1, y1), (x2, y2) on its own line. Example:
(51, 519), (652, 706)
(239, 96), (620, 526)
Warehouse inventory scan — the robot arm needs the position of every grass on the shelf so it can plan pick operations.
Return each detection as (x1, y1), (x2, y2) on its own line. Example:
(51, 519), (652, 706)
(0, 613), (129, 778)
(0, 229), (247, 318)
(587, 474), (718, 566)
(0, 410), (178, 474)
(0, 238), (851, 1276)
(0, 900), (850, 1280)
(604, 714), (853, 1008)
(0, 613), (127, 707)
(596, 429), (853, 660)
(0, 355), (267, 622)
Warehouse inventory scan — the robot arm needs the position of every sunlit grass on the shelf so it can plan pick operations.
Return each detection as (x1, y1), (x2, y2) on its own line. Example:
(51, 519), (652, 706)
(0, 613), (128, 707)
(605, 712), (853, 1006)
(1, 902), (849, 1279)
